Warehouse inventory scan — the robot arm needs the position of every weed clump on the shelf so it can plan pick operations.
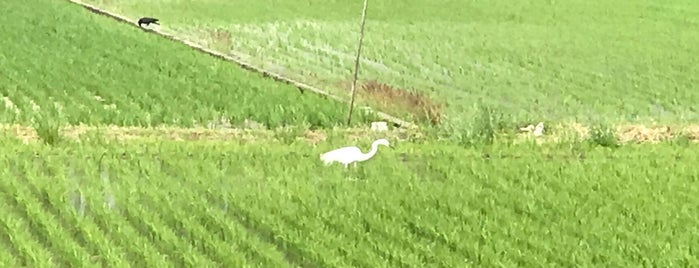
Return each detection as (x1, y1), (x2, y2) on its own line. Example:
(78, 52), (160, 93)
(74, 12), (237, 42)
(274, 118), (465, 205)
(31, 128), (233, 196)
(435, 103), (511, 147)
(463, 103), (509, 146)
(32, 113), (63, 146)
(273, 125), (307, 145)
(588, 123), (619, 148)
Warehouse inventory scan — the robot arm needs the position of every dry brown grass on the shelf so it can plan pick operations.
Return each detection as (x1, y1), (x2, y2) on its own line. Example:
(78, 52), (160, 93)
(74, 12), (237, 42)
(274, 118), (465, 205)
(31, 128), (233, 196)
(586, 124), (699, 143)
(339, 80), (443, 126)
(515, 123), (699, 144)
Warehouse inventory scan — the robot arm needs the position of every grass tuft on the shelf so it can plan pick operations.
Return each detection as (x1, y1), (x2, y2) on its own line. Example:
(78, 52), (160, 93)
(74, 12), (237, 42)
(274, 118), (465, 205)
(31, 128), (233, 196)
(31, 109), (65, 146)
(588, 122), (619, 148)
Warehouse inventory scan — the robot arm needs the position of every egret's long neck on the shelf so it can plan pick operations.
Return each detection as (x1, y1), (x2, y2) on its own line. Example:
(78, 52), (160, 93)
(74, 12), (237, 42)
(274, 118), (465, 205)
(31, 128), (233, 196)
(356, 141), (380, 162)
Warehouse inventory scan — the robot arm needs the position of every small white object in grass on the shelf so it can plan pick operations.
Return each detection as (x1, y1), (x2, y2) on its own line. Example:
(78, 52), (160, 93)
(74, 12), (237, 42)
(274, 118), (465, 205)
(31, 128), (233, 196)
(533, 122), (545, 136)
(243, 119), (265, 130)
(520, 124), (534, 132)
(320, 138), (390, 168)
(29, 99), (40, 112)
(3, 96), (19, 114)
(520, 122), (545, 136)
(371, 121), (388, 132)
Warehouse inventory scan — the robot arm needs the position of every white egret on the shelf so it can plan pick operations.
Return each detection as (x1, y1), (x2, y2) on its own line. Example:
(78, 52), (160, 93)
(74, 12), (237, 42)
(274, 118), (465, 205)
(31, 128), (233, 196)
(320, 138), (390, 168)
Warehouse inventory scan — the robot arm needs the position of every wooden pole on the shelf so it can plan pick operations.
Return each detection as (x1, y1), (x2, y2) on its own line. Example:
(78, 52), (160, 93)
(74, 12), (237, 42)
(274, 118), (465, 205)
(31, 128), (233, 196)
(346, 0), (369, 126)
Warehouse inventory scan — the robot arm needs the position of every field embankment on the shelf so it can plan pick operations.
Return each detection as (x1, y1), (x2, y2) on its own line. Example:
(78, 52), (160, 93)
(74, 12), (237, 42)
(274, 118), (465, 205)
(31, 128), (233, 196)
(3, 122), (699, 145)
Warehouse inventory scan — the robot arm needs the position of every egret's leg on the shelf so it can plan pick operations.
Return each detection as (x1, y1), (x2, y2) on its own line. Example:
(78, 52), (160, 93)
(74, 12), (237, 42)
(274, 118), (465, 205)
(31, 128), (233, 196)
(347, 162), (359, 180)
(355, 162), (363, 180)
(344, 163), (354, 180)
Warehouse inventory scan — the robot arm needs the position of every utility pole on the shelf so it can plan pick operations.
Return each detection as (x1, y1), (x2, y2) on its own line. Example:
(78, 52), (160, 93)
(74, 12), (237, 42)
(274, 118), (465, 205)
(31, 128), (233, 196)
(346, 0), (369, 126)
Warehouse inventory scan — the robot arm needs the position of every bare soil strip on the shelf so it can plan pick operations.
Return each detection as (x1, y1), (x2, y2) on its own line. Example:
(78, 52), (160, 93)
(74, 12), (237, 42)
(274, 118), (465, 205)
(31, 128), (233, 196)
(3, 123), (699, 144)
(0, 124), (421, 144)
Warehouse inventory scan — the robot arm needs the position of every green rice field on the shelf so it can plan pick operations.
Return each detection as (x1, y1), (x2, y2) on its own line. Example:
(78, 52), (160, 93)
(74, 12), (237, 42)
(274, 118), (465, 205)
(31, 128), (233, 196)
(0, 136), (698, 266)
(0, 0), (698, 266)
(81, 0), (699, 125)
(0, 0), (375, 129)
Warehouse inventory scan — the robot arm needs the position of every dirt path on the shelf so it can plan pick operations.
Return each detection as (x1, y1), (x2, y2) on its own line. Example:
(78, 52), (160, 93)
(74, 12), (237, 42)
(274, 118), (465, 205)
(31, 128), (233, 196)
(1, 124), (423, 144)
(3, 123), (699, 144)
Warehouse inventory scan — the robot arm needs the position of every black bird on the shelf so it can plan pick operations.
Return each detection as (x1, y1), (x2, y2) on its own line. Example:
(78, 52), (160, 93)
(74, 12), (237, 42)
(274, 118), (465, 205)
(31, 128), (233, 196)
(138, 17), (159, 27)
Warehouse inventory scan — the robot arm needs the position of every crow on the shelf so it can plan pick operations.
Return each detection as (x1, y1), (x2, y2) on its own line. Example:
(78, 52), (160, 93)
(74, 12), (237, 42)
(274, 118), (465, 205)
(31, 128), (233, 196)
(138, 17), (160, 27)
